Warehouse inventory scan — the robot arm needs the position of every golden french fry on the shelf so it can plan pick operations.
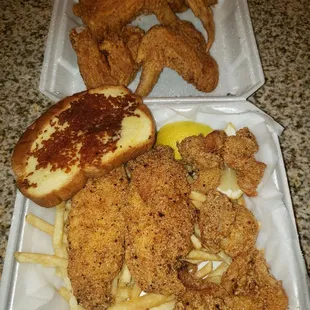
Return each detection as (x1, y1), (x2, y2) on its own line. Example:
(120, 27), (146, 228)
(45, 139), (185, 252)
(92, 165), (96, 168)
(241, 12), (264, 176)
(129, 282), (142, 299)
(53, 202), (65, 257)
(58, 286), (70, 301)
(190, 234), (202, 250)
(194, 261), (212, 279)
(190, 191), (207, 202)
(217, 251), (232, 265)
(26, 214), (54, 236)
(55, 267), (63, 278)
(181, 258), (205, 264)
(194, 224), (201, 238)
(119, 264), (131, 285)
(207, 275), (222, 284)
(187, 250), (220, 261)
(109, 294), (174, 310)
(150, 301), (176, 310)
(111, 275), (119, 297)
(115, 287), (130, 303)
(207, 261), (229, 278)
(14, 252), (68, 268)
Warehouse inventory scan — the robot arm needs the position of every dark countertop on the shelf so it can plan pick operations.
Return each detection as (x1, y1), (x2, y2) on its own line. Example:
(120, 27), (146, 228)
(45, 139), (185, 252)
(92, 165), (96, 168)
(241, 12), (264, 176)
(0, 0), (309, 278)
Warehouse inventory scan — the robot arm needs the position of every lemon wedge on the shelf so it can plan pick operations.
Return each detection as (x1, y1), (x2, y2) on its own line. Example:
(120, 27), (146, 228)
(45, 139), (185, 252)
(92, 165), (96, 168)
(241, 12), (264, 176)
(217, 123), (243, 199)
(217, 167), (243, 199)
(156, 121), (213, 159)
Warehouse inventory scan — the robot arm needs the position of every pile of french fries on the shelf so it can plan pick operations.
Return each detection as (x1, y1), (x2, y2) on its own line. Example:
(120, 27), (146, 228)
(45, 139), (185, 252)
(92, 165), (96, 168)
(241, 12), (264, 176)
(14, 191), (233, 310)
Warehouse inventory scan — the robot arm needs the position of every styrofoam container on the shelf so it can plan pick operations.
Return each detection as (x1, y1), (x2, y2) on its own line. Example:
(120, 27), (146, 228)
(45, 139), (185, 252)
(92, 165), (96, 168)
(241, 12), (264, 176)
(1, 102), (310, 310)
(39, 0), (265, 102)
(2, 0), (309, 309)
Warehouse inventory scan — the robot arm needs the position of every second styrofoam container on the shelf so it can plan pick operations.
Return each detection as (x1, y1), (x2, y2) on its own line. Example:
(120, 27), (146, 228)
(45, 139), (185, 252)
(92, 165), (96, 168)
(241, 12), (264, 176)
(39, 0), (265, 102)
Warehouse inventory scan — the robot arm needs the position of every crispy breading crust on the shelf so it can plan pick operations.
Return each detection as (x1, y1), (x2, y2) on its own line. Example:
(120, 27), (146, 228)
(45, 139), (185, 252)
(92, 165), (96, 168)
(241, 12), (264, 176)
(124, 146), (195, 295)
(223, 127), (266, 196)
(222, 249), (289, 310)
(68, 166), (129, 310)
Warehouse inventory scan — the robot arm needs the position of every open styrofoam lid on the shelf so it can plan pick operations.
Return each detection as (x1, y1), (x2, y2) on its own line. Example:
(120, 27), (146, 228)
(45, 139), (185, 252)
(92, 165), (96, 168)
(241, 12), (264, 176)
(39, 0), (265, 102)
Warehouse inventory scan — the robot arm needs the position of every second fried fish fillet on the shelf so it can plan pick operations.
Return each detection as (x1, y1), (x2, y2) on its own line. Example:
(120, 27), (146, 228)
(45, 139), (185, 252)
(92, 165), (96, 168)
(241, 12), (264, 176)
(124, 146), (195, 295)
(67, 166), (129, 310)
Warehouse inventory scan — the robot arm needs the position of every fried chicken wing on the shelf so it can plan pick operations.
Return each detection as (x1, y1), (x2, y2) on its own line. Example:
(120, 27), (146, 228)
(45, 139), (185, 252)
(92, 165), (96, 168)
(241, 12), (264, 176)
(185, 0), (218, 51)
(73, 0), (177, 41)
(71, 26), (144, 88)
(99, 26), (145, 85)
(67, 166), (129, 310)
(222, 249), (289, 310)
(124, 146), (195, 295)
(135, 20), (219, 96)
(223, 128), (266, 196)
(70, 28), (117, 89)
(178, 132), (224, 194)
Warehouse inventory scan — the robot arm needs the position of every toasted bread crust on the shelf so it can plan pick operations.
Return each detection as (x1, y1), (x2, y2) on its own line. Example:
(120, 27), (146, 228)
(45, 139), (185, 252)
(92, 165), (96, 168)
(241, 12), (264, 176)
(12, 86), (155, 207)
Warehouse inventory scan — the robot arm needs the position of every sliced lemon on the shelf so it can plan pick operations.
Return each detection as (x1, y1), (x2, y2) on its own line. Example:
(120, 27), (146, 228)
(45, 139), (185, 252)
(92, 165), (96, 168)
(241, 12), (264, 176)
(156, 121), (213, 159)
(224, 122), (237, 136)
(217, 166), (243, 199)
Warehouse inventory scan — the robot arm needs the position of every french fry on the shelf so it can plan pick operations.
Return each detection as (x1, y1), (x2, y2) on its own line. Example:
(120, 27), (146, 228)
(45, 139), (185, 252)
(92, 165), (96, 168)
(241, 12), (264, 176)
(14, 252), (68, 268)
(53, 202), (65, 257)
(150, 301), (176, 310)
(194, 261), (212, 279)
(186, 250), (220, 261)
(190, 234), (202, 249)
(26, 214), (54, 236)
(206, 275), (222, 284)
(182, 258), (205, 264)
(115, 287), (130, 303)
(111, 275), (119, 297)
(129, 282), (142, 299)
(109, 294), (174, 310)
(191, 200), (203, 209)
(207, 261), (229, 278)
(194, 224), (201, 238)
(58, 286), (70, 301)
(190, 191), (207, 202)
(119, 264), (131, 285)
(217, 251), (232, 265)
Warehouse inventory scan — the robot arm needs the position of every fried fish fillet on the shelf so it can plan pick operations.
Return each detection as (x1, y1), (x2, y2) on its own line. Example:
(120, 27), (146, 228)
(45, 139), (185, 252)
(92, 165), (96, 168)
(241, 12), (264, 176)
(124, 146), (195, 295)
(223, 127), (266, 196)
(222, 249), (289, 310)
(135, 20), (219, 96)
(178, 132), (225, 194)
(67, 166), (129, 310)
(198, 190), (258, 257)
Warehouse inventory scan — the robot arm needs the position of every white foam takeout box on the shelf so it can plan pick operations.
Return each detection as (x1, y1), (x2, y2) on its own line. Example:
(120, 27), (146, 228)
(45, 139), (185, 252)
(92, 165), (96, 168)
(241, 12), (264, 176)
(1, 0), (310, 309)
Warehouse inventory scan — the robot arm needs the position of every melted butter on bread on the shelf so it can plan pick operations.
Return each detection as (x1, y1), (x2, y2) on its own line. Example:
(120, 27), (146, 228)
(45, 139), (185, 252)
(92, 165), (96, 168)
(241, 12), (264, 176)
(12, 86), (155, 207)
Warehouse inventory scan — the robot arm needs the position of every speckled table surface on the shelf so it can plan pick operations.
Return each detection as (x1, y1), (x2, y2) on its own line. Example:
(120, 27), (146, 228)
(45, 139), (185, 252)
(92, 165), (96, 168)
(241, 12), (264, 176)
(0, 0), (309, 280)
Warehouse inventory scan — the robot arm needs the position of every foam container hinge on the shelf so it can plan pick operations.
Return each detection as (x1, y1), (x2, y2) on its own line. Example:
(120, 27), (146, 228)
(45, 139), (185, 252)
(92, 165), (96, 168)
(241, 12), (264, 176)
(39, 0), (265, 102)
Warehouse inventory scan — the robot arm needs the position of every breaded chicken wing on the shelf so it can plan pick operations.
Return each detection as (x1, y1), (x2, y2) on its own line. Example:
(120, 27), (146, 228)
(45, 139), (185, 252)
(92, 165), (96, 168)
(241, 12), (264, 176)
(99, 26), (145, 85)
(222, 249), (289, 310)
(73, 0), (177, 41)
(71, 26), (144, 88)
(135, 20), (219, 96)
(185, 0), (218, 51)
(70, 28), (117, 89)
(178, 132), (225, 194)
(67, 166), (129, 310)
(124, 146), (195, 295)
(223, 128), (266, 196)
